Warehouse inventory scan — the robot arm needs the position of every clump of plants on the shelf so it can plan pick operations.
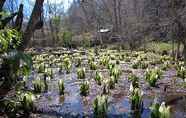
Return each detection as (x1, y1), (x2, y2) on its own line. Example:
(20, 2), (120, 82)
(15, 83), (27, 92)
(63, 57), (71, 74)
(38, 63), (45, 73)
(110, 54), (116, 60)
(110, 66), (121, 83)
(176, 66), (186, 81)
(80, 81), (89, 96)
(160, 55), (172, 63)
(58, 79), (65, 95)
(3, 100), (19, 117)
(89, 61), (97, 70)
(128, 73), (139, 88)
(93, 95), (108, 118)
(129, 87), (143, 111)
(150, 101), (170, 118)
(94, 71), (103, 85)
(77, 67), (86, 79)
(132, 61), (140, 69)
(102, 80), (109, 94)
(145, 68), (162, 87)
(161, 61), (170, 71)
(33, 78), (45, 93)
(125, 57), (131, 62)
(132, 60), (148, 69)
(44, 68), (53, 79)
(100, 55), (110, 66)
(108, 76), (116, 89)
(75, 56), (81, 67)
(21, 93), (35, 113)
(88, 55), (95, 64)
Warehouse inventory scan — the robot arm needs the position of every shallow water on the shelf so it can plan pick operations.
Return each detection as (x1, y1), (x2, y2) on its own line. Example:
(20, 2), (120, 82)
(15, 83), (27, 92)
(25, 53), (186, 118)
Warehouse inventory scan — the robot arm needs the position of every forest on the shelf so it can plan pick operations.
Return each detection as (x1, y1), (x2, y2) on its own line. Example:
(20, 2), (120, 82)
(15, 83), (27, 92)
(0, 0), (186, 118)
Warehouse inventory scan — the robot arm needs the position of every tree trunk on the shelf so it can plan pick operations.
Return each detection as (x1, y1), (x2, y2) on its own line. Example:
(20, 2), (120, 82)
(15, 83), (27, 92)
(172, 38), (175, 61)
(14, 4), (23, 31)
(176, 41), (181, 60)
(113, 0), (118, 33)
(183, 42), (186, 66)
(20, 0), (44, 50)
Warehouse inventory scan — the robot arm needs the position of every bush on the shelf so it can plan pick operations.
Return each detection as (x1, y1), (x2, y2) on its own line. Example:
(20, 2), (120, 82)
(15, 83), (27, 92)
(82, 33), (91, 48)
(62, 31), (73, 47)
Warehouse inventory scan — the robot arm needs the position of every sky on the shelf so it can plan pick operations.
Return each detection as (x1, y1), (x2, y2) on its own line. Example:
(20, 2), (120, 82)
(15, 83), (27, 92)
(4, 0), (73, 18)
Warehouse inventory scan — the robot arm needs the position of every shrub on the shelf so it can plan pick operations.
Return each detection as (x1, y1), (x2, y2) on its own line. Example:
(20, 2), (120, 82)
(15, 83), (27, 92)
(77, 68), (86, 79)
(82, 32), (91, 48)
(80, 81), (89, 96)
(62, 31), (73, 47)
(58, 79), (65, 95)
(93, 95), (108, 118)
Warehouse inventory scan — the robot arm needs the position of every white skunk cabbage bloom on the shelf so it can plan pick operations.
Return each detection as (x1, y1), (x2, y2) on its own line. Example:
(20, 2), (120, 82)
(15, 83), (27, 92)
(140, 90), (144, 97)
(159, 102), (170, 118)
(24, 93), (35, 101)
(129, 83), (134, 93)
